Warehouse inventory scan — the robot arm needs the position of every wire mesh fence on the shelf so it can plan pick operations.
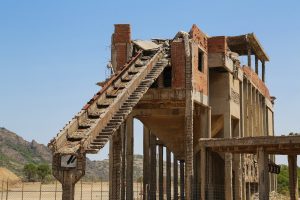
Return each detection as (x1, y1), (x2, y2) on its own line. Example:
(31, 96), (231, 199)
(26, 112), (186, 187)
(0, 179), (290, 200)
(0, 179), (144, 200)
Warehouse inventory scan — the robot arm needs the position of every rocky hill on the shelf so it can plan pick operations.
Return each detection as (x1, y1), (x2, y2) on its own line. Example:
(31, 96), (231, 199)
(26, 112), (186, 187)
(0, 127), (51, 177)
(0, 127), (143, 181)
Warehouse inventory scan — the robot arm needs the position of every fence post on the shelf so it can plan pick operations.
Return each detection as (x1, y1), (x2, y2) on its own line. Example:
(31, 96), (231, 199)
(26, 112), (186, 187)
(39, 182), (42, 200)
(80, 180), (82, 200)
(91, 179), (93, 200)
(5, 180), (8, 200)
(21, 182), (24, 200)
(1, 180), (3, 200)
(100, 179), (102, 200)
(55, 181), (57, 200)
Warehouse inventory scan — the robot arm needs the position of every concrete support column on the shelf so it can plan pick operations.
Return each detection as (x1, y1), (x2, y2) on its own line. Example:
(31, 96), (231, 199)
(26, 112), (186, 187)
(62, 180), (75, 200)
(52, 154), (85, 200)
(120, 124), (126, 200)
(184, 32), (193, 200)
(180, 160), (185, 200)
(258, 147), (269, 200)
(224, 111), (233, 200)
(207, 107), (212, 138)
(255, 55), (259, 74)
(288, 155), (298, 200)
(150, 134), (157, 200)
(159, 145), (164, 200)
(233, 154), (242, 200)
(200, 147), (206, 200)
(166, 149), (171, 200)
(126, 116), (134, 200)
(262, 61), (265, 82)
(225, 153), (233, 200)
(143, 126), (150, 200)
(247, 46), (252, 68)
(109, 130), (122, 200)
(174, 157), (179, 200)
(185, 98), (194, 200)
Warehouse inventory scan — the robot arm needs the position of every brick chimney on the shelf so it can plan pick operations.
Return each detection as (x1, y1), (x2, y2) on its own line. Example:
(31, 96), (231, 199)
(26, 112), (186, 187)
(111, 24), (132, 72)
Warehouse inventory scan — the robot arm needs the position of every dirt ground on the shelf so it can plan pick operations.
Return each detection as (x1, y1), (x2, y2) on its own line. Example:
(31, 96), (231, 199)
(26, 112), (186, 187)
(0, 181), (144, 200)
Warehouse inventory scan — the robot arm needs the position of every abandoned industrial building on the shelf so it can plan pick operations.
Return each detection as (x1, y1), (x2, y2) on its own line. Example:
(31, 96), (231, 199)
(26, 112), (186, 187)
(48, 24), (300, 200)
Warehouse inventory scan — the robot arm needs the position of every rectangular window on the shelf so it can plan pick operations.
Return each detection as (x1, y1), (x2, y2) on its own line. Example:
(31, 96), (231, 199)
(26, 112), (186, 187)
(163, 67), (172, 88)
(198, 49), (204, 72)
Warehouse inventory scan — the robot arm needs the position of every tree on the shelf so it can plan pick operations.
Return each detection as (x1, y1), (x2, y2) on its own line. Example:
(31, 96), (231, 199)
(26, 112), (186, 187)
(23, 163), (37, 182)
(37, 164), (51, 182)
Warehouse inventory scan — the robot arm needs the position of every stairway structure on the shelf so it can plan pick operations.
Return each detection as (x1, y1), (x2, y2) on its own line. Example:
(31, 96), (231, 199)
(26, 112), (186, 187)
(48, 40), (170, 200)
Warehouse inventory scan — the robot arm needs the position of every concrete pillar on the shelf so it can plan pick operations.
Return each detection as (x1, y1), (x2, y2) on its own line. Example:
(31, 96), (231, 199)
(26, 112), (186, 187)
(180, 160), (185, 200)
(225, 153), (233, 200)
(247, 46), (252, 68)
(207, 107), (212, 138)
(184, 34), (193, 200)
(200, 147), (206, 200)
(288, 155), (298, 200)
(233, 154), (243, 200)
(224, 111), (233, 200)
(143, 126), (150, 200)
(159, 145), (164, 200)
(255, 55), (259, 74)
(166, 149), (171, 200)
(126, 116), (134, 200)
(174, 157), (179, 200)
(120, 124), (126, 200)
(185, 99), (194, 200)
(258, 147), (269, 200)
(52, 153), (86, 200)
(262, 61), (265, 82)
(150, 134), (157, 199)
(109, 130), (122, 200)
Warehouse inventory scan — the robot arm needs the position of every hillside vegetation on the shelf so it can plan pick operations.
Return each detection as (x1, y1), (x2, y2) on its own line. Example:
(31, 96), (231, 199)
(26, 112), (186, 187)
(0, 127), (143, 181)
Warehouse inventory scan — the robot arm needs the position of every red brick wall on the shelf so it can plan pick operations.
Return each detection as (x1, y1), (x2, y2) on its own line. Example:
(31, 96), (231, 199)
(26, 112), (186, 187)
(189, 24), (208, 95)
(112, 24), (131, 71)
(171, 39), (186, 89)
(208, 36), (228, 54)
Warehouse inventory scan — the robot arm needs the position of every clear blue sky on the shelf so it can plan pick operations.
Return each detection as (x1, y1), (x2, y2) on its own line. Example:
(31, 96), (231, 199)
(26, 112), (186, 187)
(0, 1), (299, 163)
